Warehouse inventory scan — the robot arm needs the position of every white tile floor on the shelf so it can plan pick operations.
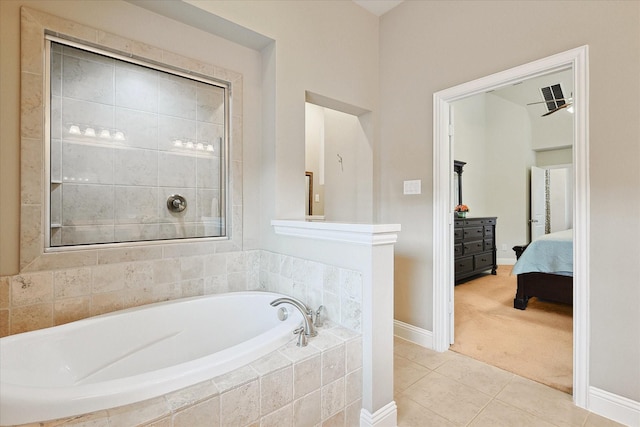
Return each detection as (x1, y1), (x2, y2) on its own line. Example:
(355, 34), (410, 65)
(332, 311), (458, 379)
(394, 337), (624, 427)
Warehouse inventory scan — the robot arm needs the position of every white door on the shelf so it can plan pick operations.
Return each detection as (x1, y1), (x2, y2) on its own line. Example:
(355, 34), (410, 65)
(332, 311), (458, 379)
(530, 166), (546, 241)
(549, 167), (573, 232)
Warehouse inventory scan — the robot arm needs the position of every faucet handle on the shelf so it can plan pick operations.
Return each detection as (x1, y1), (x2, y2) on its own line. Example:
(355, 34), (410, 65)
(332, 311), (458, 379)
(312, 305), (324, 328)
(293, 325), (307, 347)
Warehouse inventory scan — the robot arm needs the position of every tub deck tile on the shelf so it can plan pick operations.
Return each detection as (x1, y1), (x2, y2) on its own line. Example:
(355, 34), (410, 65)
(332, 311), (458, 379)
(141, 417), (172, 427)
(250, 350), (292, 375)
(259, 403), (293, 427)
(164, 379), (219, 412)
(171, 396), (219, 427)
(212, 365), (259, 394)
(260, 366), (293, 415)
(219, 379), (260, 426)
(324, 325), (360, 341)
(278, 339), (322, 363)
(294, 354), (322, 399)
(107, 396), (170, 426)
(308, 331), (345, 352)
(293, 389), (321, 426)
(24, 410), (110, 427)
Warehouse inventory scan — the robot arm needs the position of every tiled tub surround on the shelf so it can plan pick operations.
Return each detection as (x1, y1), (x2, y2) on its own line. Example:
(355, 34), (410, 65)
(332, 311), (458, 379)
(1, 292), (306, 425)
(0, 251), (364, 425)
(4, 324), (363, 427)
(0, 249), (362, 339)
(49, 41), (227, 246)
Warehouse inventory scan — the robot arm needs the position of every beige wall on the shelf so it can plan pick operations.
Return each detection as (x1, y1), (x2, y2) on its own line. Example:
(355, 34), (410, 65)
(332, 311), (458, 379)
(443, 94), (533, 273)
(323, 108), (371, 222)
(536, 148), (573, 167)
(380, 0), (639, 402)
(485, 94), (533, 261)
(1, 0), (638, 408)
(452, 95), (488, 215)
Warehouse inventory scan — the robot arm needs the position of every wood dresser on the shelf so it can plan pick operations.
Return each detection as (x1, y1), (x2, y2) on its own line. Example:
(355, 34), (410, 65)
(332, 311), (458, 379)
(454, 217), (497, 282)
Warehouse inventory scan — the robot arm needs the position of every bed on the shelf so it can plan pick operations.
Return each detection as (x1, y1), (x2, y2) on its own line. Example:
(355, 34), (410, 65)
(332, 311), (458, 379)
(511, 228), (573, 310)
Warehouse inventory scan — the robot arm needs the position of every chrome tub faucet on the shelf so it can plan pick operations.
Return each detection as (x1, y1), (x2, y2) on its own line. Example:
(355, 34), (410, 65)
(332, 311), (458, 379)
(271, 296), (319, 346)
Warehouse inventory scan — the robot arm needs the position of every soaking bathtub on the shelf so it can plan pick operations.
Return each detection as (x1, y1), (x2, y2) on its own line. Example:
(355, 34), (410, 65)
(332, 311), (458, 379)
(0, 291), (303, 425)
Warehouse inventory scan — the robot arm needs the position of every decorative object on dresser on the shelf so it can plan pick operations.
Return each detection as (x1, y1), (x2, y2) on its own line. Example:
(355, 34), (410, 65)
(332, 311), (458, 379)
(454, 217), (498, 282)
(454, 204), (469, 218)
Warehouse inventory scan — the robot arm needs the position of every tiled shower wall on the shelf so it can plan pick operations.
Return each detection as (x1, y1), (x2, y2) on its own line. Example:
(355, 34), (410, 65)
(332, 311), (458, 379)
(0, 250), (362, 337)
(49, 42), (226, 246)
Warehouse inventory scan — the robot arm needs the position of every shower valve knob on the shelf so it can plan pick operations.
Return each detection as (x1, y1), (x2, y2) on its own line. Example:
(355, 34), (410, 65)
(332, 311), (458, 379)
(167, 194), (187, 212)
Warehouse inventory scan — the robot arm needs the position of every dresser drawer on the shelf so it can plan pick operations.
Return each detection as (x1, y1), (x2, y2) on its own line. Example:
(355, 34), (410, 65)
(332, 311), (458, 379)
(463, 227), (484, 240)
(455, 256), (473, 274)
(483, 225), (493, 238)
(464, 218), (496, 227)
(454, 243), (463, 257)
(463, 240), (484, 255)
(474, 252), (494, 270)
(454, 228), (464, 241)
(484, 239), (494, 251)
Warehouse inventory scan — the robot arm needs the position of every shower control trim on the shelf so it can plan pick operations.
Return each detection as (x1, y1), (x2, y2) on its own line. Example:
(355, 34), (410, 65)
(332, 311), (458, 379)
(167, 194), (187, 213)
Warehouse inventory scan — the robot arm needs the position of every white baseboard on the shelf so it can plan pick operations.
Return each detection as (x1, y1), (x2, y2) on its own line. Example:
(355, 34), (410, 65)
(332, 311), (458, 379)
(359, 401), (398, 427)
(394, 320), (433, 349)
(589, 387), (640, 427)
(497, 257), (516, 266)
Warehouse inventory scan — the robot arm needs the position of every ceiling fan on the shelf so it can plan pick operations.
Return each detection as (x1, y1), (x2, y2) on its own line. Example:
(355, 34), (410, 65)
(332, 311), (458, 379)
(527, 83), (573, 117)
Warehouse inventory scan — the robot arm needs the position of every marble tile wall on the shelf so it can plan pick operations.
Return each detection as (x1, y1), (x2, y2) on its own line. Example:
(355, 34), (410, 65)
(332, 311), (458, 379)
(9, 325), (363, 427)
(0, 250), (362, 337)
(253, 251), (364, 333)
(49, 42), (226, 246)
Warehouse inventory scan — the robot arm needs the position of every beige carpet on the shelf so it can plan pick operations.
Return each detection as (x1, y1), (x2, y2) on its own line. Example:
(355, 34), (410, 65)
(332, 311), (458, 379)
(451, 265), (573, 394)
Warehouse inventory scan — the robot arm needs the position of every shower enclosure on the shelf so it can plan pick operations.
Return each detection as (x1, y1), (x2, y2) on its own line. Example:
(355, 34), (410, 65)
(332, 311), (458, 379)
(47, 38), (229, 247)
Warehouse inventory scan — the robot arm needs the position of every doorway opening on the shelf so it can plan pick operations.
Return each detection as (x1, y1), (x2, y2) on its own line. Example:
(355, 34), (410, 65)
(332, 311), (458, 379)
(432, 46), (589, 407)
(449, 68), (574, 394)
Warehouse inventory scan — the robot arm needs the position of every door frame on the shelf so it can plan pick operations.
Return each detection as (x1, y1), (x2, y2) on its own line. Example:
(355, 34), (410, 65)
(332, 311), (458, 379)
(432, 46), (590, 408)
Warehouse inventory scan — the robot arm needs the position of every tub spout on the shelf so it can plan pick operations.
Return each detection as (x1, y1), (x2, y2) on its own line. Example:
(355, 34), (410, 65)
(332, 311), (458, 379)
(270, 296), (317, 338)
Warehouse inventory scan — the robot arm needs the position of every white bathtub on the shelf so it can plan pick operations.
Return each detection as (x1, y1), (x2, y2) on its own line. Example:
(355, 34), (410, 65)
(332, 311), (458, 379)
(0, 291), (302, 425)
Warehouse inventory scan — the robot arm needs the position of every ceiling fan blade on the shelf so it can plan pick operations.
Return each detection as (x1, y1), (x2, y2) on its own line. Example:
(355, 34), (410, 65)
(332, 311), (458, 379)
(527, 98), (573, 106)
(541, 103), (571, 117)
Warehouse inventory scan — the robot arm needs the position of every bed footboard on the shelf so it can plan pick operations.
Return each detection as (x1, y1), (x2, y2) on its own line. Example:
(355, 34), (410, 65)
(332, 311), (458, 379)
(514, 272), (573, 310)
